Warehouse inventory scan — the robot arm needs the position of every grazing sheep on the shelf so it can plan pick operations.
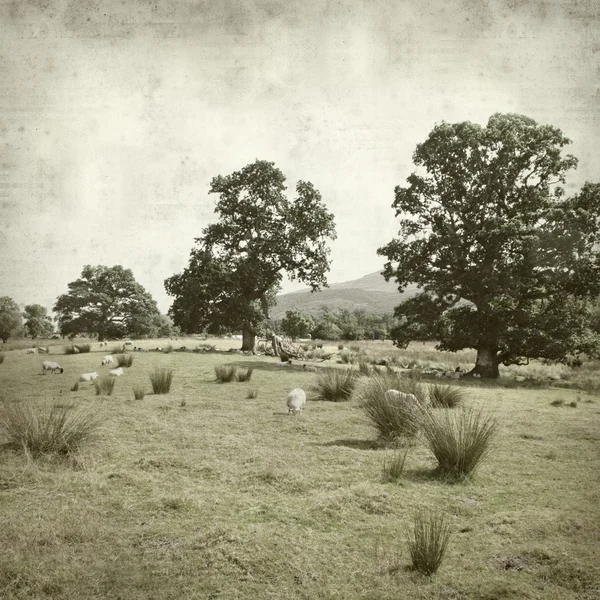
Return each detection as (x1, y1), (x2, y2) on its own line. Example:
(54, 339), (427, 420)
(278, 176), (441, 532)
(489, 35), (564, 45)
(37, 347), (48, 354)
(109, 367), (124, 377)
(384, 389), (419, 404)
(26, 348), (36, 355)
(101, 355), (114, 366)
(434, 371), (445, 379)
(287, 388), (307, 414)
(472, 373), (482, 379)
(42, 361), (64, 374)
(79, 372), (99, 382)
(303, 364), (317, 372)
(276, 360), (292, 367)
(444, 370), (454, 379)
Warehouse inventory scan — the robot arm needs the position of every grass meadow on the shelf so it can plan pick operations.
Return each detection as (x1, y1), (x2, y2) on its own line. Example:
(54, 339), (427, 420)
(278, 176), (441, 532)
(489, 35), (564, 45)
(0, 338), (598, 599)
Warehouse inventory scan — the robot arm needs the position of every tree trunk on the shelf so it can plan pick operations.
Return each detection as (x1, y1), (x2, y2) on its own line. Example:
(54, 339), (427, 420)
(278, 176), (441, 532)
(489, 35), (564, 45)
(241, 322), (256, 352)
(473, 344), (500, 378)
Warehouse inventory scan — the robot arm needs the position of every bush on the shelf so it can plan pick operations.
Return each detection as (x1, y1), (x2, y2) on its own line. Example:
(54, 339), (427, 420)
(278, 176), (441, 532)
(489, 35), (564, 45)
(311, 368), (358, 402)
(419, 407), (497, 480)
(215, 364), (237, 383)
(115, 354), (134, 368)
(429, 384), (466, 408)
(0, 353), (4, 364)
(407, 509), (452, 575)
(64, 344), (91, 355)
(382, 448), (409, 482)
(95, 377), (116, 396)
(550, 399), (564, 407)
(236, 368), (253, 382)
(150, 368), (174, 394)
(339, 350), (356, 364)
(133, 385), (145, 400)
(0, 400), (99, 458)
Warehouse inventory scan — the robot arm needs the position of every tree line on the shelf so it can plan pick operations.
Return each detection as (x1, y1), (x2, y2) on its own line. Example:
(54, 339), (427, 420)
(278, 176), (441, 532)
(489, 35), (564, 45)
(2, 113), (600, 377)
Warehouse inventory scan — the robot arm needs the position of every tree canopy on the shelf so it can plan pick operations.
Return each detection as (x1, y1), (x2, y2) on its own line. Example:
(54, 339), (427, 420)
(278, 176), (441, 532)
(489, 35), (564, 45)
(23, 304), (54, 339)
(54, 265), (162, 341)
(165, 160), (337, 351)
(0, 296), (23, 343)
(378, 113), (600, 377)
(281, 309), (315, 341)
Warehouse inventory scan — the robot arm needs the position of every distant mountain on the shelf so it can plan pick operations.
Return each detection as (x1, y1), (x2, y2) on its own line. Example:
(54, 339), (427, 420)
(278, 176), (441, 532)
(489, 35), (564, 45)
(272, 271), (420, 318)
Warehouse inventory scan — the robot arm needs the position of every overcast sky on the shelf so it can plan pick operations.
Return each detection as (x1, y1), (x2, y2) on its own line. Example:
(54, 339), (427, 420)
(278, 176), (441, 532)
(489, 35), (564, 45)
(1, 0), (599, 314)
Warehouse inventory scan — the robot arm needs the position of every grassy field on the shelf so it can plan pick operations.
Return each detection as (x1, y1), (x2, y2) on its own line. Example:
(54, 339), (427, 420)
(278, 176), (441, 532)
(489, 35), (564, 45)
(0, 339), (598, 599)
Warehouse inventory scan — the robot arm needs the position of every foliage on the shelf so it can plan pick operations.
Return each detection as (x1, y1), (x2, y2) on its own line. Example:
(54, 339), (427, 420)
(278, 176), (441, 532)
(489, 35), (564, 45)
(64, 343), (91, 355)
(54, 265), (162, 341)
(133, 385), (145, 400)
(382, 448), (409, 482)
(150, 368), (174, 394)
(235, 368), (253, 382)
(407, 509), (452, 575)
(22, 304), (54, 339)
(378, 114), (600, 377)
(358, 373), (424, 442)
(95, 377), (116, 396)
(281, 309), (315, 341)
(115, 354), (134, 368)
(165, 160), (337, 351)
(0, 400), (99, 458)
(156, 314), (181, 338)
(0, 296), (23, 343)
(311, 368), (358, 402)
(214, 364), (237, 383)
(428, 384), (466, 408)
(419, 407), (497, 480)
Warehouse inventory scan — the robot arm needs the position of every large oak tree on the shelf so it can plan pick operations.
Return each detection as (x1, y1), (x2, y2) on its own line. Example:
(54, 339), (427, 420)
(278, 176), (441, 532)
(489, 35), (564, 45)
(165, 160), (336, 351)
(378, 113), (600, 377)
(54, 265), (162, 341)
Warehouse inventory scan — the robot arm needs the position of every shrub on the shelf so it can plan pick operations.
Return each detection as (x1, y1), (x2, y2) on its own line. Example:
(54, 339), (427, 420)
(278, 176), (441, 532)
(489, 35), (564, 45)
(64, 344), (91, 355)
(382, 448), (409, 482)
(133, 385), (145, 400)
(0, 400), (99, 458)
(70, 381), (79, 392)
(407, 509), (452, 575)
(339, 350), (356, 364)
(0, 353), (4, 364)
(236, 368), (253, 382)
(95, 377), (116, 396)
(163, 345), (173, 354)
(358, 361), (373, 376)
(550, 399), (564, 407)
(311, 368), (358, 402)
(429, 384), (466, 408)
(419, 407), (497, 480)
(338, 343), (344, 350)
(246, 388), (258, 399)
(215, 364), (237, 383)
(115, 354), (134, 368)
(150, 368), (174, 394)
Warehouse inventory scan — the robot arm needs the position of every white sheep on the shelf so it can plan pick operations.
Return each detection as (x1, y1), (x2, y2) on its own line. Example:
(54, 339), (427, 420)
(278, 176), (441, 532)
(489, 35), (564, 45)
(287, 388), (306, 414)
(303, 364), (317, 372)
(472, 373), (482, 379)
(276, 360), (292, 367)
(79, 372), (99, 382)
(101, 355), (114, 366)
(109, 367), (124, 377)
(26, 348), (36, 354)
(384, 389), (419, 404)
(434, 371), (444, 379)
(42, 361), (64, 374)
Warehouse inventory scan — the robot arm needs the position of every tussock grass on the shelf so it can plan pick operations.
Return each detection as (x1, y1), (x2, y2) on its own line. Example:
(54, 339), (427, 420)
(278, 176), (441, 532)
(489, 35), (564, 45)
(358, 361), (374, 376)
(0, 353), (4, 364)
(311, 368), (358, 402)
(419, 407), (497, 480)
(407, 509), (452, 575)
(429, 384), (466, 408)
(0, 400), (99, 458)
(382, 448), (409, 482)
(133, 385), (145, 400)
(339, 350), (356, 364)
(150, 368), (174, 394)
(246, 388), (258, 399)
(64, 343), (91, 355)
(550, 399), (564, 407)
(235, 368), (253, 382)
(115, 354), (134, 368)
(214, 364), (237, 383)
(70, 381), (79, 392)
(94, 377), (116, 396)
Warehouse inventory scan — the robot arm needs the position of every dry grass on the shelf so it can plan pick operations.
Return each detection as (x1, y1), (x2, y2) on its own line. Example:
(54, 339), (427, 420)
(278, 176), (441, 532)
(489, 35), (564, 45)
(407, 509), (452, 575)
(0, 340), (598, 599)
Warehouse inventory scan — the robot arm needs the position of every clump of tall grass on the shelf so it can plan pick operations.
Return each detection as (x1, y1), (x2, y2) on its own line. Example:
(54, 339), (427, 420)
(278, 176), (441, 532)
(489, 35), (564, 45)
(95, 377), (116, 396)
(429, 384), (466, 408)
(0, 353), (4, 364)
(358, 361), (374, 376)
(215, 364), (237, 383)
(150, 368), (174, 394)
(246, 388), (258, 399)
(133, 385), (145, 400)
(70, 381), (79, 392)
(115, 354), (134, 368)
(382, 448), (409, 483)
(339, 350), (356, 364)
(407, 509), (452, 575)
(0, 400), (100, 458)
(64, 343), (91, 355)
(311, 368), (358, 402)
(419, 407), (497, 480)
(236, 368), (253, 382)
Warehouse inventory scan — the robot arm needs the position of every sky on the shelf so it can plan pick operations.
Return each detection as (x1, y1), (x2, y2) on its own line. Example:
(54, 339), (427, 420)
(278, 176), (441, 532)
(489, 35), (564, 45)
(1, 0), (599, 314)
